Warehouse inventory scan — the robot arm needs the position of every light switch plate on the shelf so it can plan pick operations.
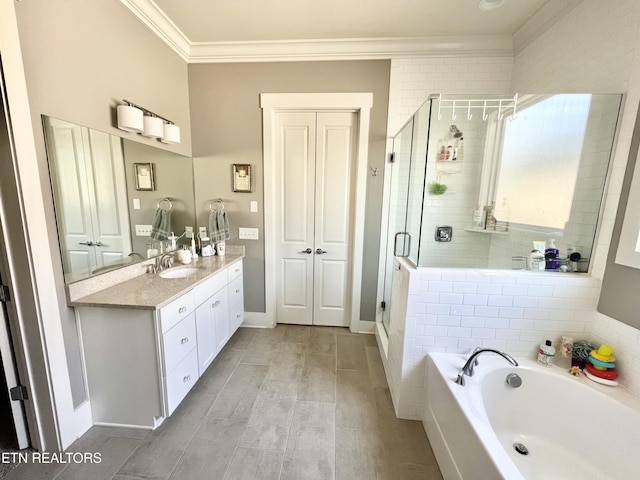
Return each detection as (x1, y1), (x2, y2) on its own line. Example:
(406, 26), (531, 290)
(250, 201), (258, 213)
(133, 198), (141, 210)
(135, 224), (152, 237)
(239, 227), (259, 240)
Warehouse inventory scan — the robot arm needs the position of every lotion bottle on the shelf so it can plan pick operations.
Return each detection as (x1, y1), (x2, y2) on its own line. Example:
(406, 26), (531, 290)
(537, 340), (555, 367)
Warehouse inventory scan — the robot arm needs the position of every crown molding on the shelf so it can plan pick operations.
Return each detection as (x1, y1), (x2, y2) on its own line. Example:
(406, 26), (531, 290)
(120, 0), (513, 63)
(119, 0), (191, 61)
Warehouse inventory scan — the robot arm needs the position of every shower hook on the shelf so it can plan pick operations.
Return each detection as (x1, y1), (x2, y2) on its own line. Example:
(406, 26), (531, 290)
(451, 100), (457, 121)
(467, 101), (473, 120)
(437, 94), (443, 120)
(497, 99), (504, 120)
(482, 100), (488, 121)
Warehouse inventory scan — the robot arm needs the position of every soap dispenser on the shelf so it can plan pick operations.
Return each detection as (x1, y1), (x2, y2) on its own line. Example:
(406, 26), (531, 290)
(545, 239), (559, 270)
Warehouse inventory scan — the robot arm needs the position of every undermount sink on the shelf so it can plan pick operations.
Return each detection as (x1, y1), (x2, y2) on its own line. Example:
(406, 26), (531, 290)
(159, 266), (201, 279)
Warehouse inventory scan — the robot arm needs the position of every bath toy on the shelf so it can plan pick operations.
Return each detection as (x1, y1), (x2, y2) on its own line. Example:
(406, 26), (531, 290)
(590, 350), (616, 363)
(584, 370), (619, 386)
(587, 355), (615, 369)
(585, 362), (618, 380)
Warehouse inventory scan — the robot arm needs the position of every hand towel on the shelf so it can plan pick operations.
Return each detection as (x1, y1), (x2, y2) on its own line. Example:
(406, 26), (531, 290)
(209, 209), (230, 243)
(150, 208), (172, 241)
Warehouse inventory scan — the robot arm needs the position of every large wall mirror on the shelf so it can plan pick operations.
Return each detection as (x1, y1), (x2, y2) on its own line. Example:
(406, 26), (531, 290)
(43, 116), (196, 284)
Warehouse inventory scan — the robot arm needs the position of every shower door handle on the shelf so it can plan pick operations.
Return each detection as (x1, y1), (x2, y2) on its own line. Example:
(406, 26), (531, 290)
(393, 232), (411, 257)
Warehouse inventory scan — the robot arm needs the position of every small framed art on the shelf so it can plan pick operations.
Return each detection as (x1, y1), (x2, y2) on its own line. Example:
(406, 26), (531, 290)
(232, 164), (252, 192)
(134, 163), (155, 191)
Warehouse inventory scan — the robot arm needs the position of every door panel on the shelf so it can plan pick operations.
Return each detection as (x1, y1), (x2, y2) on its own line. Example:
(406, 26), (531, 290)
(275, 113), (316, 325)
(275, 111), (356, 327)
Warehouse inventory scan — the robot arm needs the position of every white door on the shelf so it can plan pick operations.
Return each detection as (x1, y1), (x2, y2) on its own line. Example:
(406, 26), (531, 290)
(44, 118), (131, 277)
(0, 302), (29, 449)
(275, 111), (357, 326)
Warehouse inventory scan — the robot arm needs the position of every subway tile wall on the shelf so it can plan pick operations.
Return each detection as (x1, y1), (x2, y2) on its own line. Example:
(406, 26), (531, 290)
(381, 1), (640, 417)
(513, 0), (640, 398)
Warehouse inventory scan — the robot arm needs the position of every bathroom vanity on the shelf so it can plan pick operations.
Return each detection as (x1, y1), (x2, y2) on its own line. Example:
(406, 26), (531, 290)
(70, 256), (244, 429)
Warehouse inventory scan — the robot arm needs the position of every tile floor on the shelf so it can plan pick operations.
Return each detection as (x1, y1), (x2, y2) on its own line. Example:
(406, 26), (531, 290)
(4, 325), (442, 480)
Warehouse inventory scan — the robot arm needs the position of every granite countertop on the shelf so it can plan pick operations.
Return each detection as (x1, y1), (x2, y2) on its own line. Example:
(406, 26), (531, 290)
(69, 255), (243, 311)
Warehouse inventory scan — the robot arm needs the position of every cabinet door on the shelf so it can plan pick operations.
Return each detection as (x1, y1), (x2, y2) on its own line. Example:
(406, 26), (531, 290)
(195, 301), (217, 376)
(213, 286), (230, 352)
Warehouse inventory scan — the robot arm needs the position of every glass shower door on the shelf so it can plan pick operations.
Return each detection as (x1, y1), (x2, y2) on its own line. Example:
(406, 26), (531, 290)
(381, 117), (414, 333)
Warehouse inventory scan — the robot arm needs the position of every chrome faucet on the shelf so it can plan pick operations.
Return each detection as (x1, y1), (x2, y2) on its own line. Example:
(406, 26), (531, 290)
(155, 253), (174, 272)
(455, 348), (518, 386)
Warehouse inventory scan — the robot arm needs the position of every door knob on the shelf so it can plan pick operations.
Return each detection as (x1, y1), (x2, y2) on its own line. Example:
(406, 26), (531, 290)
(315, 248), (327, 254)
(79, 241), (94, 246)
(301, 248), (313, 254)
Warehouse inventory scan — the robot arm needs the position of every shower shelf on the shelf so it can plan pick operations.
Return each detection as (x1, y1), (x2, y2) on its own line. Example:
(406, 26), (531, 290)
(464, 228), (509, 235)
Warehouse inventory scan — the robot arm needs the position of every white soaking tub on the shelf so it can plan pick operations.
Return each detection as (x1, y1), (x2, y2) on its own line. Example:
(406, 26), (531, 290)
(423, 352), (640, 480)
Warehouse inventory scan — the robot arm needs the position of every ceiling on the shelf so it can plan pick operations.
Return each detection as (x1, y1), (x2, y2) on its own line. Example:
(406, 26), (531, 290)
(120, 0), (578, 62)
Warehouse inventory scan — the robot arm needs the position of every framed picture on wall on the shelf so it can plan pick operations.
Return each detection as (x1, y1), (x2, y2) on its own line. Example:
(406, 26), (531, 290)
(232, 164), (252, 192)
(134, 163), (155, 191)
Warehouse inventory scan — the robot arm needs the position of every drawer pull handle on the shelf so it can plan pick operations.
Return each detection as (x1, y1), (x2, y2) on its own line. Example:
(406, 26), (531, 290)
(183, 375), (191, 383)
(178, 307), (187, 313)
(236, 314), (241, 318)
(180, 337), (189, 344)
(235, 289), (240, 293)
(212, 300), (221, 308)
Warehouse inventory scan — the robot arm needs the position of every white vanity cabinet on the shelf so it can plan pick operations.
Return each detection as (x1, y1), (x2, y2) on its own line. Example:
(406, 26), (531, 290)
(76, 258), (244, 429)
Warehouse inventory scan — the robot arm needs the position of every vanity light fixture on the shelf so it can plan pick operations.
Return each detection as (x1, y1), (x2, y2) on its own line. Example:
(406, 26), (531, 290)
(478, 0), (505, 11)
(116, 99), (181, 144)
(162, 122), (181, 144)
(141, 114), (163, 138)
(116, 103), (143, 133)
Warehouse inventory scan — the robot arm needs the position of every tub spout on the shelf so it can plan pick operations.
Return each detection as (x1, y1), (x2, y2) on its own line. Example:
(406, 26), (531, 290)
(455, 348), (518, 386)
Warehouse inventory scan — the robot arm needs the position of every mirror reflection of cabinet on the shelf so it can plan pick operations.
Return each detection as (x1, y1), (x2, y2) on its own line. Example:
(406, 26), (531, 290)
(44, 117), (132, 281)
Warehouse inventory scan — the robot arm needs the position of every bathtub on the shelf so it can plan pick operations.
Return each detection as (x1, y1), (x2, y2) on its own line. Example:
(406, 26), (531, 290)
(423, 352), (640, 480)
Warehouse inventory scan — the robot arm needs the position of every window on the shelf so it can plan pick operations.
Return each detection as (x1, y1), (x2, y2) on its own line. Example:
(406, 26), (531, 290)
(494, 94), (592, 229)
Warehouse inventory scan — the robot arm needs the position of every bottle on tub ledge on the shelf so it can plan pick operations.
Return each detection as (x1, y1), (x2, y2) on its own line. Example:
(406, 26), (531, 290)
(537, 340), (556, 367)
(545, 239), (560, 271)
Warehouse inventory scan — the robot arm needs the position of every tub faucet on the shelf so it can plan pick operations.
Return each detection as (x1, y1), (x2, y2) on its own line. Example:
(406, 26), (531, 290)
(455, 348), (518, 386)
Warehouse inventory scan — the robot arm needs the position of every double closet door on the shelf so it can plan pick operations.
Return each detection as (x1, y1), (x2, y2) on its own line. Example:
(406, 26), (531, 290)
(275, 111), (358, 327)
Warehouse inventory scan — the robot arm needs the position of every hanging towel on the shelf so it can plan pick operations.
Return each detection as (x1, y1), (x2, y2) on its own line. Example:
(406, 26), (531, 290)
(150, 208), (172, 241)
(209, 209), (230, 243)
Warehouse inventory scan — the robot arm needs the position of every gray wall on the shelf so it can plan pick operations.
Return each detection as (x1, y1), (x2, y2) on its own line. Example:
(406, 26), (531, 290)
(598, 100), (640, 328)
(188, 61), (390, 318)
(15, 0), (192, 407)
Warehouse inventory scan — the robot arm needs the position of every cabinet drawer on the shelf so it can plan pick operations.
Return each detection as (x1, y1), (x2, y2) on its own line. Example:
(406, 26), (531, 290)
(229, 301), (244, 333)
(165, 348), (198, 415)
(228, 275), (244, 310)
(228, 260), (243, 282)
(160, 291), (195, 334)
(194, 269), (228, 307)
(162, 313), (196, 376)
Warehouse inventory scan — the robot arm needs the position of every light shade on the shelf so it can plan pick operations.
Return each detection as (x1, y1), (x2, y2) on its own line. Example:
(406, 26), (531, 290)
(116, 105), (143, 133)
(161, 123), (181, 144)
(141, 115), (164, 138)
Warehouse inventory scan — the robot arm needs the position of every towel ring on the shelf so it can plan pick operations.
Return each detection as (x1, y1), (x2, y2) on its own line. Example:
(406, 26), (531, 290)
(158, 198), (173, 211)
(210, 198), (225, 212)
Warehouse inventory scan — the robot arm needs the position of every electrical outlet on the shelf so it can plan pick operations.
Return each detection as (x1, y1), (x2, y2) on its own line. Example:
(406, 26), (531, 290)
(238, 227), (259, 240)
(185, 226), (194, 239)
(198, 226), (207, 238)
(135, 224), (152, 237)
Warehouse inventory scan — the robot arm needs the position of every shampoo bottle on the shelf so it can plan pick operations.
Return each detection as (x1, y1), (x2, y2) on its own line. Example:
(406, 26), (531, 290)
(537, 340), (555, 367)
